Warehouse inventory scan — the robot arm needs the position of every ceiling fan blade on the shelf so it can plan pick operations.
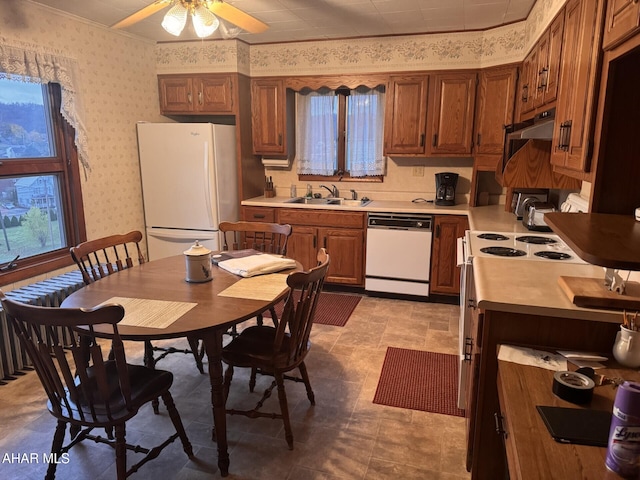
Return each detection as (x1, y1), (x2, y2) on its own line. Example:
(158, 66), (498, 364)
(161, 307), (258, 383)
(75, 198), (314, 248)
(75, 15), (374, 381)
(111, 0), (173, 29)
(208, 1), (269, 34)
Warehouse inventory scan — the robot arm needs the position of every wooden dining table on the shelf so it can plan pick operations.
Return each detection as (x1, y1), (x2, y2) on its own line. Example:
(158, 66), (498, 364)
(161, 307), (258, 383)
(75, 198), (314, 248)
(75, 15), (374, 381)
(60, 254), (296, 477)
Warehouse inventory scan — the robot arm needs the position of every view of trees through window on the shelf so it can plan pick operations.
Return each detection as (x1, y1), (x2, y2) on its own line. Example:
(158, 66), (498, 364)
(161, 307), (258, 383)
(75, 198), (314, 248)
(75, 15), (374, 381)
(0, 78), (66, 265)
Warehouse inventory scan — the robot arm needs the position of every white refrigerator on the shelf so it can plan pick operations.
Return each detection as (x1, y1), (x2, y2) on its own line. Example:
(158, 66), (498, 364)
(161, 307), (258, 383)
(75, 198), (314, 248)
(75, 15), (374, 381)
(136, 122), (238, 260)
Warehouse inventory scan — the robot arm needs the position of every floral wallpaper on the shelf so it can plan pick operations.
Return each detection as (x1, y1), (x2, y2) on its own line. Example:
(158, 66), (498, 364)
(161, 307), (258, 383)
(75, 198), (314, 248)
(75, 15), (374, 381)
(156, 0), (566, 76)
(0, 1), (162, 288)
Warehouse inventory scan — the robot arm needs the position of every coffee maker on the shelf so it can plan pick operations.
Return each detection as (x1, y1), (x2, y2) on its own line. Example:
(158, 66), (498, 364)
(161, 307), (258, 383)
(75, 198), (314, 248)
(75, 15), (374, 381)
(435, 172), (458, 206)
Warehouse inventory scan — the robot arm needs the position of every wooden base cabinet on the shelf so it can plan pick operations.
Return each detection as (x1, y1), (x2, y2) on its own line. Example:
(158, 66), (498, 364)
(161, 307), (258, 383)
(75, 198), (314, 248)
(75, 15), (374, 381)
(430, 215), (468, 295)
(467, 309), (619, 479)
(243, 207), (366, 286)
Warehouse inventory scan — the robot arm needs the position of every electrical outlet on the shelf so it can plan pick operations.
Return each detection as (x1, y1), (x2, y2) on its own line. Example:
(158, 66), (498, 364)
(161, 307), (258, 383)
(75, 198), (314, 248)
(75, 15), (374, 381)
(412, 166), (424, 177)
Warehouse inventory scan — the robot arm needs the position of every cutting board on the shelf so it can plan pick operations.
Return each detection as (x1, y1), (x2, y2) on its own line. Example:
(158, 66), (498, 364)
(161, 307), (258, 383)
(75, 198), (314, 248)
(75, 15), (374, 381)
(558, 276), (640, 310)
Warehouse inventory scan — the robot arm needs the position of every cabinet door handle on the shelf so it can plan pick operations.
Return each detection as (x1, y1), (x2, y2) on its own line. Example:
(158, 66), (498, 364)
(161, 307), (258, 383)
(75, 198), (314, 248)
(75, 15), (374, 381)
(432, 134), (438, 147)
(253, 214), (266, 219)
(435, 224), (441, 238)
(494, 413), (508, 438)
(323, 236), (327, 248)
(198, 91), (203, 105)
(558, 121), (572, 151)
(522, 84), (528, 102)
(278, 133), (283, 146)
(420, 133), (425, 147)
(539, 67), (549, 89)
(313, 235), (316, 249)
(464, 338), (473, 361)
(187, 92), (193, 104)
(477, 133), (481, 145)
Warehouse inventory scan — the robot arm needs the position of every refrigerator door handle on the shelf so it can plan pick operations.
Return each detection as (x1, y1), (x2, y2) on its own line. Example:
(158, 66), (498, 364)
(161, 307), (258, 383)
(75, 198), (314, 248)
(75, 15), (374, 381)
(203, 141), (215, 229)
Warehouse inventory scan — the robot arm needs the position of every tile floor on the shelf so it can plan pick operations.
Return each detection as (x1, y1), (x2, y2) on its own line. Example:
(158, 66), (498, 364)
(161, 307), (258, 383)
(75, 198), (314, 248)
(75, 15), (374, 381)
(0, 294), (471, 479)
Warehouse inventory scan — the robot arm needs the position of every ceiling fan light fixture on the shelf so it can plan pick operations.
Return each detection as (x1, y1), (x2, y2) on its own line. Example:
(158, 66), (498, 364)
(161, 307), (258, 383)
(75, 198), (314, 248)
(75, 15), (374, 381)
(192, 4), (220, 38)
(161, 3), (189, 36)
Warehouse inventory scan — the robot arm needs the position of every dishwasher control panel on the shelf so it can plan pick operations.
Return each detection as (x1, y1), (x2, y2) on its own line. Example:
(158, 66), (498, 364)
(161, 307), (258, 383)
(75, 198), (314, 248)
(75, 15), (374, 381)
(367, 213), (433, 230)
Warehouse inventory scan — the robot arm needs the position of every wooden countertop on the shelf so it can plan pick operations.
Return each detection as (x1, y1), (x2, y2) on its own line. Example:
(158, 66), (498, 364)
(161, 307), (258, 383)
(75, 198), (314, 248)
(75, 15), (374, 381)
(545, 212), (640, 270)
(497, 356), (639, 480)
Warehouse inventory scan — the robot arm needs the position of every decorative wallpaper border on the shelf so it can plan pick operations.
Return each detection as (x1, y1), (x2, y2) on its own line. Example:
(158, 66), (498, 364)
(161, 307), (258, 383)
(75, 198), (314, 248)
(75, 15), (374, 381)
(155, 0), (566, 76)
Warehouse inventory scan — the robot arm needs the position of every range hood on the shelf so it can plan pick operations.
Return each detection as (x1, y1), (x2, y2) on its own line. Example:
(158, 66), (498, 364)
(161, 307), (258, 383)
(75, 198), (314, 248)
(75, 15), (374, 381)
(508, 109), (555, 140)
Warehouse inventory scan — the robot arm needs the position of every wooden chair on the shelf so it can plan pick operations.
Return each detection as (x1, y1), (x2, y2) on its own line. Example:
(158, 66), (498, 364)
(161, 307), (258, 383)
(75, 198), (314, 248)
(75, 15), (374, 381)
(70, 232), (205, 387)
(219, 221), (293, 329)
(221, 248), (330, 449)
(0, 291), (193, 480)
(219, 220), (292, 256)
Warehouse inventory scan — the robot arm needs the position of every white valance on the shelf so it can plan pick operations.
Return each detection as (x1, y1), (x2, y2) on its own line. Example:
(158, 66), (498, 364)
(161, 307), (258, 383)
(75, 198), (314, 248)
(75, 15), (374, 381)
(0, 38), (90, 174)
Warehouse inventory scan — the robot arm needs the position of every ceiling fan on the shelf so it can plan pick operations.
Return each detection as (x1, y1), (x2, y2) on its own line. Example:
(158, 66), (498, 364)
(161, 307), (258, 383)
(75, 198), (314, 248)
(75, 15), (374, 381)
(112, 0), (269, 38)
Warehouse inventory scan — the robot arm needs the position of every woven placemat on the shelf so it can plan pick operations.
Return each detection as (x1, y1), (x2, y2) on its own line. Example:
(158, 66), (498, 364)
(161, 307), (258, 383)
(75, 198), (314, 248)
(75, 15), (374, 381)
(100, 297), (197, 329)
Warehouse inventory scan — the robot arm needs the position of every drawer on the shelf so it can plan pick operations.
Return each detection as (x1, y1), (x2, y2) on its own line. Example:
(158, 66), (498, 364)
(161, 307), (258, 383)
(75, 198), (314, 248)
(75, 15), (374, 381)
(242, 207), (275, 223)
(277, 208), (365, 228)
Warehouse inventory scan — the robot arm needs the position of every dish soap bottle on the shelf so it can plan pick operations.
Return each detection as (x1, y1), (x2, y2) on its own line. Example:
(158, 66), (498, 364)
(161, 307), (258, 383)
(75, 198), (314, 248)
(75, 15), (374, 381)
(306, 184), (313, 198)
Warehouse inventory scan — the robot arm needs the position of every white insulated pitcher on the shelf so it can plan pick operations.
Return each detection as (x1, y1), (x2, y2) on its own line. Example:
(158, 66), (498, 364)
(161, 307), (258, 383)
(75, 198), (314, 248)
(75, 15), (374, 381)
(184, 241), (212, 283)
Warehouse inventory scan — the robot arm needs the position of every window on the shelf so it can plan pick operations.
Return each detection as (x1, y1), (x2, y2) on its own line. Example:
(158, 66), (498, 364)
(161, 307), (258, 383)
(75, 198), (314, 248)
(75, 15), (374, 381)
(295, 86), (385, 180)
(0, 77), (86, 282)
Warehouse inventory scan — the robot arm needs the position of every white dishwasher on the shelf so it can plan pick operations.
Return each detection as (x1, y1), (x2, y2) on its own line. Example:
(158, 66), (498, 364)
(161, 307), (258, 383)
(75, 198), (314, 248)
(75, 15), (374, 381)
(365, 213), (433, 297)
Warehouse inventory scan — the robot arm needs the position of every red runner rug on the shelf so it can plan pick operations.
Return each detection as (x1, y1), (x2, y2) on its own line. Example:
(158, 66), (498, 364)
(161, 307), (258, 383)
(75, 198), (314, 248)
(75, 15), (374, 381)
(373, 347), (465, 417)
(264, 292), (361, 327)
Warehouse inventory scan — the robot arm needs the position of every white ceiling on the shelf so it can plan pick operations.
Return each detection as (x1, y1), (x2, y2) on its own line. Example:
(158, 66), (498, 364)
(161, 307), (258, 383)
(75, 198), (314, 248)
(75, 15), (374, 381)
(27, 0), (536, 44)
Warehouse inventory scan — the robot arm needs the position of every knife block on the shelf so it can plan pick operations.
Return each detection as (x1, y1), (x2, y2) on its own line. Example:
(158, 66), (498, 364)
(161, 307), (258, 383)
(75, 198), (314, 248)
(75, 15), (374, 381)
(264, 188), (276, 198)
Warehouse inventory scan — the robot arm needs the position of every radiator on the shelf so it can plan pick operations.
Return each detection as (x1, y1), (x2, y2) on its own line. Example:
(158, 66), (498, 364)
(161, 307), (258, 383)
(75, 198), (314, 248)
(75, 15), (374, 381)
(0, 271), (85, 385)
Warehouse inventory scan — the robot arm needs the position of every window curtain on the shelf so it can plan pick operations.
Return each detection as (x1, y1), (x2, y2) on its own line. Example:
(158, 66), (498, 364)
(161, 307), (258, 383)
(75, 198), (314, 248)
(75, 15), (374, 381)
(346, 87), (385, 177)
(0, 38), (90, 174)
(295, 90), (337, 176)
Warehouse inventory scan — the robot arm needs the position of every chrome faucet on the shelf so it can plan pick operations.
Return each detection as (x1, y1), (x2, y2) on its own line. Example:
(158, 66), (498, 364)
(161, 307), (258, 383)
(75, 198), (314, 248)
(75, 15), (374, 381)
(350, 189), (358, 200)
(319, 184), (339, 198)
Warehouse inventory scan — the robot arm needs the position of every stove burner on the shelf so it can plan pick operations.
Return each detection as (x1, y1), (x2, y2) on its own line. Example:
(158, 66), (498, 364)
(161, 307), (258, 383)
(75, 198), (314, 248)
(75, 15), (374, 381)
(515, 235), (558, 245)
(480, 246), (526, 257)
(477, 233), (510, 241)
(534, 251), (573, 261)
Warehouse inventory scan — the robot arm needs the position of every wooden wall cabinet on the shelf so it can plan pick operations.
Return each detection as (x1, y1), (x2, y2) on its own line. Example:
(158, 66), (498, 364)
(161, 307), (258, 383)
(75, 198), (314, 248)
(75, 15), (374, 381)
(533, 12), (565, 109)
(158, 74), (234, 114)
(430, 215), (469, 295)
(516, 11), (564, 120)
(384, 75), (429, 155)
(469, 65), (517, 206)
(550, 0), (605, 176)
(426, 72), (477, 156)
(474, 66), (517, 156)
(518, 48), (537, 118)
(602, 0), (640, 50)
(251, 78), (294, 157)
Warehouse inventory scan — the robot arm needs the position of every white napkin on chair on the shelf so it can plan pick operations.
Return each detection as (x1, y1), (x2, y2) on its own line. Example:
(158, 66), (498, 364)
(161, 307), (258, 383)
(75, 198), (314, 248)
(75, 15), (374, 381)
(217, 254), (296, 278)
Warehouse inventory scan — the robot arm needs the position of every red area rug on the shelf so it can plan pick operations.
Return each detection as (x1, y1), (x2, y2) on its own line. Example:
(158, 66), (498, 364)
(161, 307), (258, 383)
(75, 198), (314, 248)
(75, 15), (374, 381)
(373, 347), (465, 417)
(264, 292), (361, 327)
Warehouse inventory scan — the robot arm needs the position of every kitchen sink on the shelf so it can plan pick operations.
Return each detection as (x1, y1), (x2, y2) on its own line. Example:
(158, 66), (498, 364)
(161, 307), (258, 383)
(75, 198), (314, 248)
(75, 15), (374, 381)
(285, 197), (371, 207)
(286, 197), (340, 205)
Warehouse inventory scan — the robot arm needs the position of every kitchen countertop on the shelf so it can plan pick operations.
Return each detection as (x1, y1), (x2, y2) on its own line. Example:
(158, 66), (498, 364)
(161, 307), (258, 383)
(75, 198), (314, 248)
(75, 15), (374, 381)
(242, 199), (623, 323)
(241, 195), (470, 215)
(468, 205), (622, 324)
